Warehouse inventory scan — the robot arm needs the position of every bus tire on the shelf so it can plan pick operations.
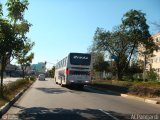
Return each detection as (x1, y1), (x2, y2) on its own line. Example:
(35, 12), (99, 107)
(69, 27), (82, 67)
(55, 80), (58, 84)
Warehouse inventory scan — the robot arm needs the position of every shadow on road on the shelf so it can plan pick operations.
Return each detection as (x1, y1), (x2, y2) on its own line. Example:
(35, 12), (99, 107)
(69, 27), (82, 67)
(66, 86), (121, 96)
(36, 87), (67, 94)
(8, 107), (130, 120)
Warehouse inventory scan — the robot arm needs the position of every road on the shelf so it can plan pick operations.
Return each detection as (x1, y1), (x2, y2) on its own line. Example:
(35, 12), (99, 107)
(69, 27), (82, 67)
(2, 78), (160, 120)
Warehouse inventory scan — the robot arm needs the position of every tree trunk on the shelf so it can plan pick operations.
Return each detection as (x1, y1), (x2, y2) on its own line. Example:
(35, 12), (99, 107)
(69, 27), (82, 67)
(121, 42), (136, 76)
(0, 54), (11, 98)
(116, 61), (123, 80)
(22, 69), (25, 79)
(117, 69), (123, 80)
(0, 68), (4, 98)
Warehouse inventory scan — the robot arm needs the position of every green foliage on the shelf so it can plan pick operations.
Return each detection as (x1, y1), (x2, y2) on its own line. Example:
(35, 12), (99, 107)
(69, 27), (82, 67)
(0, 3), (2, 16)
(93, 80), (160, 97)
(147, 69), (159, 81)
(93, 52), (109, 72)
(127, 63), (143, 74)
(48, 66), (55, 78)
(2, 78), (29, 95)
(123, 62), (143, 80)
(0, 0), (32, 97)
(6, 0), (29, 21)
(122, 9), (158, 54)
(29, 76), (36, 81)
(16, 40), (35, 78)
(0, 19), (15, 96)
(0, 19), (14, 57)
(92, 9), (158, 80)
(129, 82), (160, 97)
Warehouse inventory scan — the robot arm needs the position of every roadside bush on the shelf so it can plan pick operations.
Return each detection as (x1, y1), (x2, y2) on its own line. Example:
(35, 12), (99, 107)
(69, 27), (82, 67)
(25, 76), (30, 81)
(111, 80), (133, 87)
(147, 69), (159, 81)
(128, 83), (160, 97)
(0, 77), (35, 107)
(30, 76), (36, 81)
(2, 78), (30, 96)
(92, 80), (160, 97)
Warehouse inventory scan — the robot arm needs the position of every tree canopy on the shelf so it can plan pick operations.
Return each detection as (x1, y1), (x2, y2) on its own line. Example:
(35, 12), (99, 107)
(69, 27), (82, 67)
(92, 9), (158, 80)
(0, 0), (33, 97)
(16, 40), (35, 78)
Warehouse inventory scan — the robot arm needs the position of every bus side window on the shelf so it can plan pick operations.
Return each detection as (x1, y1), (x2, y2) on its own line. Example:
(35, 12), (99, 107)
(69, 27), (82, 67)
(62, 59), (64, 67)
(65, 57), (67, 66)
(59, 61), (61, 68)
(64, 58), (66, 66)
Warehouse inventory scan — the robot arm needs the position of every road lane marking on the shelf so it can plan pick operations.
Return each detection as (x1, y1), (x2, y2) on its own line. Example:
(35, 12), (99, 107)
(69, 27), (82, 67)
(99, 109), (120, 120)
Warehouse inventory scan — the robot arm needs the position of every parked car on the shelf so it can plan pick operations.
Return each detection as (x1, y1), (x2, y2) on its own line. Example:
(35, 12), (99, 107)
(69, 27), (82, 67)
(38, 74), (45, 80)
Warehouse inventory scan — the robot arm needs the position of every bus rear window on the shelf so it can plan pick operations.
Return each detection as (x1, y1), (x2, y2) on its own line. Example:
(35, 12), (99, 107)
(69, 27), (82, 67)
(70, 53), (91, 65)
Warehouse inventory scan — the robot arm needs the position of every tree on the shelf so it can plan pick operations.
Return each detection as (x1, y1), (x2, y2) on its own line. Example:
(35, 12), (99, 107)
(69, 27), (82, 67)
(0, 0), (30, 97)
(93, 26), (131, 80)
(147, 69), (159, 81)
(92, 9), (158, 80)
(16, 40), (34, 79)
(92, 52), (109, 72)
(0, 3), (2, 16)
(125, 62), (143, 80)
(0, 19), (15, 94)
(48, 66), (55, 78)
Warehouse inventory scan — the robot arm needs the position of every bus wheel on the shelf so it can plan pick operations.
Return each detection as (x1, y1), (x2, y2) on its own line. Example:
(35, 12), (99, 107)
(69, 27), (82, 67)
(55, 78), (57, 84)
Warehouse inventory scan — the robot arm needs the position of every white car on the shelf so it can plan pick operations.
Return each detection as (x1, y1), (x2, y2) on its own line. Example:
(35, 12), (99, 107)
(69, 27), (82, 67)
(38, 74), (45, 80)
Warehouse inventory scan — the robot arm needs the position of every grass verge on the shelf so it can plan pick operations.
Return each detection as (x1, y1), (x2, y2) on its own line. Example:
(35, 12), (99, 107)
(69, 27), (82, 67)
(91, 80), (160, 98)
(0, 76), (36, 107)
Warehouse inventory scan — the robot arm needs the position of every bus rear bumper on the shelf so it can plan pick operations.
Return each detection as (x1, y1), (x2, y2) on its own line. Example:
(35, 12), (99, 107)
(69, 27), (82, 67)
(67, 80), (91, 85)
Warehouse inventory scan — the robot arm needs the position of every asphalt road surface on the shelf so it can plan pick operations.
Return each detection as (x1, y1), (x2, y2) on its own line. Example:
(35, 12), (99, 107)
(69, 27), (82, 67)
(2, 78), (160, 120)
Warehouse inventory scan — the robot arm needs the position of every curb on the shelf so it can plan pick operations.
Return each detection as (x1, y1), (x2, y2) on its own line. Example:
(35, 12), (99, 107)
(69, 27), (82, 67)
(121, 94), (145, 102)
(121, 94), (160, 105)
(0, 82), (34, 118)
(145, 99), (160, 104)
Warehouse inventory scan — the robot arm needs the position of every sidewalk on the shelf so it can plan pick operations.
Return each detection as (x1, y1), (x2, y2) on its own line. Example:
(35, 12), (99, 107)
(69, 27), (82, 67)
(88, 85), (160, 105)
(144, 97), (160, 104)
(121, 94), (160, 104)
(3, 77), (22, 84)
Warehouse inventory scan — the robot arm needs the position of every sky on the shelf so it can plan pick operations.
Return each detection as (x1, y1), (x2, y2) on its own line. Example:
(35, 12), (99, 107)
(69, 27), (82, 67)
(1, 0), (160, 69)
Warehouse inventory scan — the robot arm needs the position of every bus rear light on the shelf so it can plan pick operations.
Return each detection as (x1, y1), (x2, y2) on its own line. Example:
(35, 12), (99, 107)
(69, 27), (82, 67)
(66, 69), (69, 75)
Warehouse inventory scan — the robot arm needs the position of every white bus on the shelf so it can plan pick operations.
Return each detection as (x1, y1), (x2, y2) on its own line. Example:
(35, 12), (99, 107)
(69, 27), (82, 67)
(54, 53), (92, 88)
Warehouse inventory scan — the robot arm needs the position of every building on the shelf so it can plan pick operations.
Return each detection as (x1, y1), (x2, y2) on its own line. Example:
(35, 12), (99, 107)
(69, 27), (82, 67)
(148, 33), (160, 74)
(0, 62), (22, 77)
(31, 62), (46, 73)
(138, 32), (160, 76)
